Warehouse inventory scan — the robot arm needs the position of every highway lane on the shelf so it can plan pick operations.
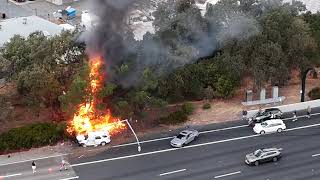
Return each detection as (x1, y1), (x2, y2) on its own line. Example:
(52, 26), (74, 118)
(72, 116), (320, 180)
(71, 111), (320, 165)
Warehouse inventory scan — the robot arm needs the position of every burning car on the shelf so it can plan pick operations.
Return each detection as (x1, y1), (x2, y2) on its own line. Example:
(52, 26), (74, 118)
(67, 57), (127, 145)
(76, 130), (111, 147)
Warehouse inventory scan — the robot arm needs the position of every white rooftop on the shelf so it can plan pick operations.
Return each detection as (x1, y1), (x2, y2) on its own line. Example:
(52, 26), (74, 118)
(0, 15), (64, 47)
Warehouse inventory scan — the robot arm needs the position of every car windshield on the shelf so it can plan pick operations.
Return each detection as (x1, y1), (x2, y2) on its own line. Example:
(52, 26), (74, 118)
(176, 134), (186, 139)
(261, 122), (268, 127)
(254, 149), (263, 157)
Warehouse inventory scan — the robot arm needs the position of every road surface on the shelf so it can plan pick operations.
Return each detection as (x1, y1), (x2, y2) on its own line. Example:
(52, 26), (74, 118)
(70, 111), (320, 180)
(2, 109), (320, 180)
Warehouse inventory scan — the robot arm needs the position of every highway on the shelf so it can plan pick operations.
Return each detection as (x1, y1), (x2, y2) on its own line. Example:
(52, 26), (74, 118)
(1, 110), (320, 180)
(69, 112), (320, 180)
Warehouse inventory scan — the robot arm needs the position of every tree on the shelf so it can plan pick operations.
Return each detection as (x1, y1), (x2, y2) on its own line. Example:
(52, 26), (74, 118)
(17, 65), (61, 107)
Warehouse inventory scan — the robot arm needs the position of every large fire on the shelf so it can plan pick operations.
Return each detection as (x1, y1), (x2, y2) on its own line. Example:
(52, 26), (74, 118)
(67, 56), (126, 136)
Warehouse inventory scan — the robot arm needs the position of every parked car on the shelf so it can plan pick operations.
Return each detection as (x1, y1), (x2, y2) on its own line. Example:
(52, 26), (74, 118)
(170, 129), (199, 148)
(245, 148), (282, 166)
(248, 108), (283, 126)
(76, 131), (111, 147)
(253, 119), (286, 134)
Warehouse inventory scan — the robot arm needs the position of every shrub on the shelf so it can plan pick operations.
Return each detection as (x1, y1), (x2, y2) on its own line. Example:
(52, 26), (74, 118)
(0, 122), (66, 153)
(159, 110), (188, 125)
(181, 102), (194, 115)
(308, 87), (320, 100)
(202, 103), (211, 110)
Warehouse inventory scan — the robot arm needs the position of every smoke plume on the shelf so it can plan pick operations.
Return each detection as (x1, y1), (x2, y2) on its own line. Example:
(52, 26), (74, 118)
(82, 0), (261, 87)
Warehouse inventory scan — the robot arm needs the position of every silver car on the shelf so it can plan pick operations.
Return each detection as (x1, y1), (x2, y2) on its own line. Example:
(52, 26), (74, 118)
(245, 148), (282, 166)
(170, 129), (199, 148)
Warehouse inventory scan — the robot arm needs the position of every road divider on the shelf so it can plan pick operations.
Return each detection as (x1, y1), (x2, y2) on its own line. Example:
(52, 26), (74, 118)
(214, 171), (241, 179)
(71, 122), (320, 167)
(159, 169), (186, 176)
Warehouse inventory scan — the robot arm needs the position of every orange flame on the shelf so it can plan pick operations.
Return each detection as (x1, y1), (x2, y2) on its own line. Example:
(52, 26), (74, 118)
(67, 56), (126, 136)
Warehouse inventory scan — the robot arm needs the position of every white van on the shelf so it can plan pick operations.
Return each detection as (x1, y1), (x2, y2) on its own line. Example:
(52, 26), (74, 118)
(76, 131), (111, 147)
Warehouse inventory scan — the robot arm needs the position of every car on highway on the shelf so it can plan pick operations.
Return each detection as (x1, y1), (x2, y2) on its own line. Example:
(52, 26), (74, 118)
(170, 129), (199, 148)
(245, 148), (282, 166)
(76, 131), (111, 147)
(248, 108), (283, 126)
(253, 119), (286, 134)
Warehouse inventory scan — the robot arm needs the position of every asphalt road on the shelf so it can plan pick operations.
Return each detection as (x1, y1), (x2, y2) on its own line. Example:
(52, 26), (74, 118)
(0, 156), (78, 180)
(70, 111), (320, 180)
(2, 109), (320, 180)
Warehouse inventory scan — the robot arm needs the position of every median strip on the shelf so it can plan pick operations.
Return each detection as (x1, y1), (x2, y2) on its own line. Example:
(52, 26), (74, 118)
(214, 171), (241, 179)
(159, 169), (187, 176)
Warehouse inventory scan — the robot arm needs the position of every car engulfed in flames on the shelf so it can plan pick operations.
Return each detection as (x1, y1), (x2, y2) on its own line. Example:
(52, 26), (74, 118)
(67, 56), (126, 138)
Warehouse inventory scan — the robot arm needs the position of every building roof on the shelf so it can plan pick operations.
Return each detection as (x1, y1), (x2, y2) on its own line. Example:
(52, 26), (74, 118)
(0, 15), (64, 47)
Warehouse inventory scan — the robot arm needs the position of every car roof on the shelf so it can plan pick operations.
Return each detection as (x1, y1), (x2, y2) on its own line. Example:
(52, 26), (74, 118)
(261, 148), (280, 152)
(263, 119), (283, 124)
(180, 130), (194, 135)
(264, 108), (281, 112)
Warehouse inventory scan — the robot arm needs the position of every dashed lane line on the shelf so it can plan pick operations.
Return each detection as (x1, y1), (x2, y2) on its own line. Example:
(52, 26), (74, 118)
(214, 171), (241, 179)
(159, 169), (187, 176)
(71, 122), (320, 167)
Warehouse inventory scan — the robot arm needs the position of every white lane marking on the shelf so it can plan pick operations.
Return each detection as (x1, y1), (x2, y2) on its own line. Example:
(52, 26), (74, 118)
(199, 125), (248, 134)
(112, 125), (248, 148)
(0, 153), (69, 167)
(71, 122), (320, 167)
(312, 154), (320, 157)
(159, 169), (186, 176)
(112, 112), (320, 148)
(0, 173), (22, 178)
(214, 171), (241, 179)
(59, 176), (79, 180)
(112, 136), (173, 148)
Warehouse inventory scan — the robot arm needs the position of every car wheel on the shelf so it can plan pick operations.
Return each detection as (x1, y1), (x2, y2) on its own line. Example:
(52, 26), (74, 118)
(273, 157), (278, 162)
(260, 130), (265, 134)
(277, 128), (283, 133)
(254, 161), (259, 166)
(101, 142), (106, 146)
(81, 143), (86, 147)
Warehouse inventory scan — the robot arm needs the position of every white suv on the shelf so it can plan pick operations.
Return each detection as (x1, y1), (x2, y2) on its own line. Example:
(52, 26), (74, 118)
(76, 131), (111, 147)
(253, 119), (286, 134)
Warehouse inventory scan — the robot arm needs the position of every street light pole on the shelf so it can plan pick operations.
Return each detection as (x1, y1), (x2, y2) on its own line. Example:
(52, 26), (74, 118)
(123, 119), (141, 152)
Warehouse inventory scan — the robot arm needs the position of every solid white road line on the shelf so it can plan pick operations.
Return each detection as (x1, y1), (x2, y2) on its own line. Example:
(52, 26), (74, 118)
(112, 124), (248, 148)
(0, 153), (69, 166)
(59, 176), (79, 180)
(0, 173), (22, 178)
(71, 122), (320, 167)
(199, 125), (248, 134)
(214, 171), (241, 179)
(159, 169), (187, 176)
(312, 153), (320, 157)
(112, 112), (320, 148)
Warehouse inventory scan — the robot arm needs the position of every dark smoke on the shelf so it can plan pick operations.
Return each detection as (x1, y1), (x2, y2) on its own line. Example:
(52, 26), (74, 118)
(83, 0), (138, 85)
(82, 0), (260, 87)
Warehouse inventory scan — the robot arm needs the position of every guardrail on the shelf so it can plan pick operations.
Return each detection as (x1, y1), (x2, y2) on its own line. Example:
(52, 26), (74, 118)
(246, 99), (320, 118)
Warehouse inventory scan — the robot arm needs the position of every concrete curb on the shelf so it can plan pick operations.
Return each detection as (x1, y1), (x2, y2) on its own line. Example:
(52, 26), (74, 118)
(246, 99), (320, 117)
